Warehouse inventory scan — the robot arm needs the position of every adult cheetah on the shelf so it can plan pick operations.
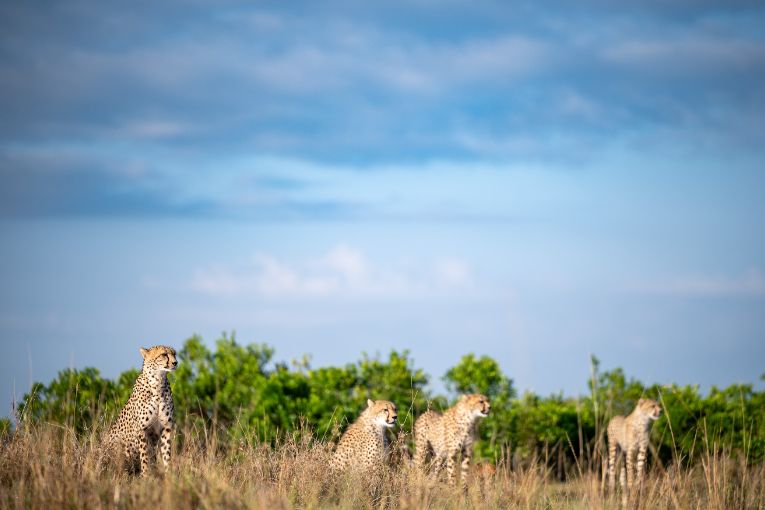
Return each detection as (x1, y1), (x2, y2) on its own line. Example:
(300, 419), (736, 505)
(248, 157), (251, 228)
(106, 345), (178, 475)
(607, 397), (662, 497)
(330, 399), (398, 473)
(414, 393), (491, 485)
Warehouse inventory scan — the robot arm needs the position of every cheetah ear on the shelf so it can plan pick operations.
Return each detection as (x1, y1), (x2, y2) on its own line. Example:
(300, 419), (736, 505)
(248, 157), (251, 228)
(139, 347), (149, 359)
(367, 398), (375, 408)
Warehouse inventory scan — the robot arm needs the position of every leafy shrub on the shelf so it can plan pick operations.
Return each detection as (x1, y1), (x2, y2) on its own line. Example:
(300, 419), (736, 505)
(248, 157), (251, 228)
(15, 333), (765, 471)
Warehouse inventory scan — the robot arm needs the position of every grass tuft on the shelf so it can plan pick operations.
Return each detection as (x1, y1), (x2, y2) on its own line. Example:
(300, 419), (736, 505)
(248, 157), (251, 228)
(1, 420), (763, 509)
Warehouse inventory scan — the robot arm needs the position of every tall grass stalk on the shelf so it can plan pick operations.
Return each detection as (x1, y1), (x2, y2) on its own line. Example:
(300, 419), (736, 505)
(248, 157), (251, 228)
(1, 420), (762, 509)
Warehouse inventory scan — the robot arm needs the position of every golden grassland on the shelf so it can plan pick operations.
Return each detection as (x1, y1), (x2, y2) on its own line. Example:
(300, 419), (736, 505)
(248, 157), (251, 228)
(1, 422), (763, 510)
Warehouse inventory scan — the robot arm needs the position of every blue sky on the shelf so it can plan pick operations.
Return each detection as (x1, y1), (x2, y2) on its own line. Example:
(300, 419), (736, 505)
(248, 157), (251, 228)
(1, 1), (764, 415)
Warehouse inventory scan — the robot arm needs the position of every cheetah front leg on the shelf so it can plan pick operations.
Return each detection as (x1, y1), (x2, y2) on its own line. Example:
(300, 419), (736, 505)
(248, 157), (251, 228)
(137, 432), (150, 476)
(619, 462), (627, 507)
(122, 440), (139, 475)
(436, 455), (447, 478)
(158, 424), (173, 471)
(413, 436), (429, 471)
(460, 445), (472, 489)
(626, 445), (636, 491)
(446, 448), (460, 484)
(636, 441), (648, 486)
(158, 398), (175, 472)
(608, 442), (618, 492)
(146, 428), (160, 469)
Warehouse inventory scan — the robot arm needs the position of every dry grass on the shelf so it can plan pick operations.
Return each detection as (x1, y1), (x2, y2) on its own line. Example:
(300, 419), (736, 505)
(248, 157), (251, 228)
(1, 422), (763, 510)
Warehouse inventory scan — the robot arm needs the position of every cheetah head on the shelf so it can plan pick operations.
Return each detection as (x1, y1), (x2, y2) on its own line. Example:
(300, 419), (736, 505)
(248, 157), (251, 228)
(460, 393), (491, 419)
(366, 399), (398, 428)
(637, 398), (662, 420)
(140, 345), (178, 373)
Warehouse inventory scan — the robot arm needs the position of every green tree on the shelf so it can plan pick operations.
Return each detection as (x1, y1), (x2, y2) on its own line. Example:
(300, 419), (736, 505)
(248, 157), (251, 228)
(356, 350), (430, 433)
(443, 354), (515, 461)
(13, 338), (765, 472)
(17, 367), (123, 434)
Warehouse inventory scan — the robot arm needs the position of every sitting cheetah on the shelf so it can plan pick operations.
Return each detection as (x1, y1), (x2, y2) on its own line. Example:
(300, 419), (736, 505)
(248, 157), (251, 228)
(414, 394), (491, 485)
(106, 345), (178, 475)
(330, 399), (398, 473)
(607, 398), (662, 496)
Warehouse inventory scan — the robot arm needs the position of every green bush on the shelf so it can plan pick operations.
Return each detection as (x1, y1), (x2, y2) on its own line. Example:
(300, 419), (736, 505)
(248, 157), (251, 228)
(15, 333), (765, 472)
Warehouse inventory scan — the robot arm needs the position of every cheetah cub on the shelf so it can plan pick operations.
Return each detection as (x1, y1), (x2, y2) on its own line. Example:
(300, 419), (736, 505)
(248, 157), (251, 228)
(106, 346), (178, 475)
(414, 394), (491, 485)
(330, 399), (398, 473)
(607, 398), (662, 495)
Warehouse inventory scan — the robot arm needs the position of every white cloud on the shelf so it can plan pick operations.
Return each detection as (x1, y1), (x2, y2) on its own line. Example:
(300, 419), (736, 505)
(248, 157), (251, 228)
(190, 265), (247, 296)
(602, 37), (765, 73)
(190, 255), (336, 297)
(94, 27), (551, 97)
(189, 244), (476, 299)
(433, 257), (473, 288)
(633, 268), (765, 297)
(362, 35), (551, 94)
(558, 90), (602, 120)
(320, 244), (368, 284)
(122, 120), (197, 139)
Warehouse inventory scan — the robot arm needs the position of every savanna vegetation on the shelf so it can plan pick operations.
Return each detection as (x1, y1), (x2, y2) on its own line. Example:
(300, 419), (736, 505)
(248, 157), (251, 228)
(2, 332), (764, 509)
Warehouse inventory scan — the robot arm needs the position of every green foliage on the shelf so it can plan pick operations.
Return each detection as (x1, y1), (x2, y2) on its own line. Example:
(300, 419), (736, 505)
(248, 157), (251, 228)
(444, 354), (516, 461)
(157, 333), (429, 442)
(170, 333), (275, 429)
(17, 367), (131, 434)
(444, 354), (514, 399)
(356, 350), (430, 432)
(17, 333), (765, 472)
(652, 382), (764, 465)
(0, 417), (11, 437)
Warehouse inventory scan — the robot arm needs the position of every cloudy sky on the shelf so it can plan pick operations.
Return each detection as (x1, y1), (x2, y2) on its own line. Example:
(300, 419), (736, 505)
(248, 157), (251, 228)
(1, 1), (764, 414)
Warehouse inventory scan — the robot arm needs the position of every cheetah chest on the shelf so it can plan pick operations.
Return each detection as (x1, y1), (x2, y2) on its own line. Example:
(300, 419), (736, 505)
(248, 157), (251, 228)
(134, 385), (173, 434)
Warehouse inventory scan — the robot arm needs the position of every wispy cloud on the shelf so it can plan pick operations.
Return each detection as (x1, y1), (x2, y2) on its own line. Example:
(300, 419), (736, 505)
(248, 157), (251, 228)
(121, 120), (199, 139)
(1, 144), (584, 220)
(602, 37), (765, 75)
(189, 244), (476, 299)
(2, 2), (763, 164)
(0, 146), (213, 218)
(632, 269), (765, 297)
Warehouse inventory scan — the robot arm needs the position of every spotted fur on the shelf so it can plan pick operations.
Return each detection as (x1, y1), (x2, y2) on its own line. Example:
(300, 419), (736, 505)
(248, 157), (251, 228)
(106, 346), (178, 475)
(330, 399), (398, 473)
(607, 398), (662, 497)
(414, 394), (491, 485)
